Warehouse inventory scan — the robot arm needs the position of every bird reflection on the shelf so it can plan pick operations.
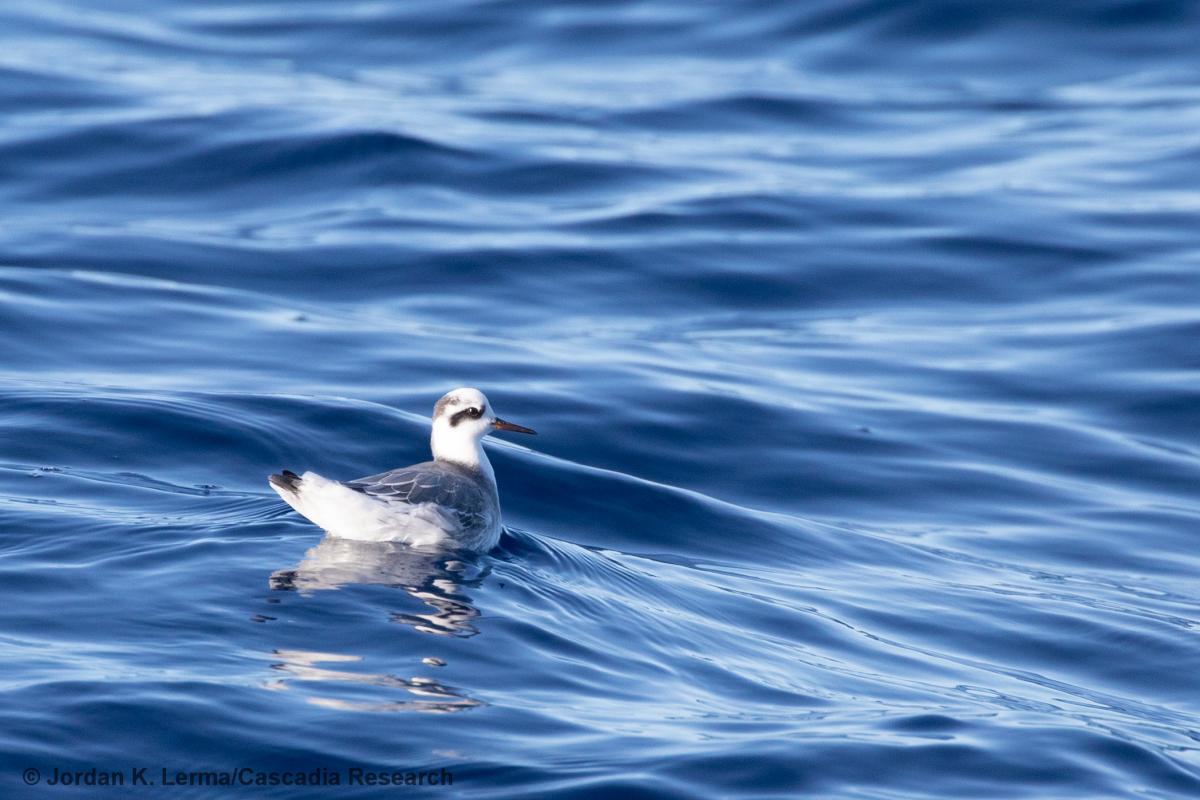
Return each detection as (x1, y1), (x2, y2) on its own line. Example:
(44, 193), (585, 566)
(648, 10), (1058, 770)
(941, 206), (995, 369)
(264, 536), (491, 712)
(265, 649), (482, 713)
(269, 535), (488, 637)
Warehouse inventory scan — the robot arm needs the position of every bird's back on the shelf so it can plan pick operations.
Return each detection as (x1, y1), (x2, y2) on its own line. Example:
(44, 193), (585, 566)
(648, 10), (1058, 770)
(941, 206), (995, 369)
(344, 461), (499, 547)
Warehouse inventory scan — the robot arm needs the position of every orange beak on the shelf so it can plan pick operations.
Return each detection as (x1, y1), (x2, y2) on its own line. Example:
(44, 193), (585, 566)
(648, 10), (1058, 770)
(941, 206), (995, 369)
(492, 418), (536, 435)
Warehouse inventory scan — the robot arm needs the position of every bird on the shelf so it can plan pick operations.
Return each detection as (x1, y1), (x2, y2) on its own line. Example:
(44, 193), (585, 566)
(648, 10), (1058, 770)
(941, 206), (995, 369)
(268, 387), (535, 551)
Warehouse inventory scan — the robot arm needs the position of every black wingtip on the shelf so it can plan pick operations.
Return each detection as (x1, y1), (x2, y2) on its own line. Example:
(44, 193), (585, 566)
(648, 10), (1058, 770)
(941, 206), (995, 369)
(268, 469), (302, 494)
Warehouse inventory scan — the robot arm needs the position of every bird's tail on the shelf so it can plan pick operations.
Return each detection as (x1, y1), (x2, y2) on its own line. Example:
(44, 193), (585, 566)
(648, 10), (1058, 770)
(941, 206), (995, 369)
(268, 469), (303, 495)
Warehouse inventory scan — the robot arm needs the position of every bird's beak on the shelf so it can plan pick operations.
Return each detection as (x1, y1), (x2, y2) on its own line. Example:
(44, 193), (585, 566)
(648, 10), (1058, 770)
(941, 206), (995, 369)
(492, 418), (536, 435)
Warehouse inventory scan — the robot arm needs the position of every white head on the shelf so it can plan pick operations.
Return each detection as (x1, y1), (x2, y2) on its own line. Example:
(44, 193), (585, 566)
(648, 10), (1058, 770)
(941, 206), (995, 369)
(430, 387), (536, 471)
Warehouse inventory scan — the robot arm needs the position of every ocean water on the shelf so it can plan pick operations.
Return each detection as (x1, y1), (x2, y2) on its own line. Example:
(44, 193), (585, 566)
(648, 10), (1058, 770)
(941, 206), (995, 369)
(1, 1), (1198, 797)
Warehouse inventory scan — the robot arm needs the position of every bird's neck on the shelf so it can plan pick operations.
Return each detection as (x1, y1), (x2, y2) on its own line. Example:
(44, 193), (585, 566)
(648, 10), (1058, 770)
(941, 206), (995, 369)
(431, 428), (496, 487)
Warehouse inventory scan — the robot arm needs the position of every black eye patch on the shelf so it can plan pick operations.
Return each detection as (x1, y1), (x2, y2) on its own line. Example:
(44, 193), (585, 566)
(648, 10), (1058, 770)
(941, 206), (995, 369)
(449, 406), (483, 426)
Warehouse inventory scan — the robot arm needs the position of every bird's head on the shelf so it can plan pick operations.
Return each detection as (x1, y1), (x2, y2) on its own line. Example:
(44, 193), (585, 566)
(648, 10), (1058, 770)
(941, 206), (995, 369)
(430, 387), (535, 466)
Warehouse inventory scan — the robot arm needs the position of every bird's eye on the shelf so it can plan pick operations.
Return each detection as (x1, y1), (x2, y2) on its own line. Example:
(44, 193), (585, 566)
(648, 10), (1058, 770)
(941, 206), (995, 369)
(468, 407), (481, 418)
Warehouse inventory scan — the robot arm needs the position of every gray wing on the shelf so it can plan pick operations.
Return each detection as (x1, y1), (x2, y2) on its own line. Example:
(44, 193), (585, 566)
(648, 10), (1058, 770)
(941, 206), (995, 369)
(345, 462), (490, 534)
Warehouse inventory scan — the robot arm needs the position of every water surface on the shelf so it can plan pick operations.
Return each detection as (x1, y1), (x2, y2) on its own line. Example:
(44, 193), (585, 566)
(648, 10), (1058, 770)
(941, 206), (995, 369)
(1, 1), (1199, 797)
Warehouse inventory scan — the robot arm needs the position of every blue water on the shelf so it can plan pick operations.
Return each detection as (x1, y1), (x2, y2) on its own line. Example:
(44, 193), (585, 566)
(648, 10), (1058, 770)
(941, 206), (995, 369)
(1, 1), (1198, 797)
